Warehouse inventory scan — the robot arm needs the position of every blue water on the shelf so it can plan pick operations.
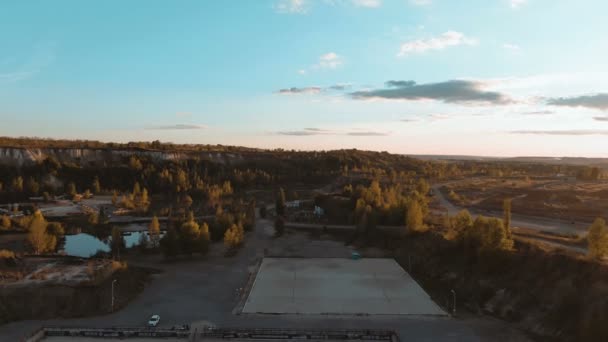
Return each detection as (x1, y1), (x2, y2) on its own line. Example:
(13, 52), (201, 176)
(62, 231), (164, 258)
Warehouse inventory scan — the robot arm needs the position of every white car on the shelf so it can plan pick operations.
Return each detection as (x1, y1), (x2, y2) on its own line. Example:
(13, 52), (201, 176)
(147, 314), (160, 327)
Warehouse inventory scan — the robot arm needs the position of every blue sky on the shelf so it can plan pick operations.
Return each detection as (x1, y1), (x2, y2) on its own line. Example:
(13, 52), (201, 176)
(1, 0), (608, 157)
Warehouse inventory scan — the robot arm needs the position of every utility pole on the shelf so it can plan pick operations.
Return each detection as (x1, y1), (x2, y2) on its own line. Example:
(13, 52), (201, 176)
(111, 279), (117, 312)
(450, 289), (456, 316)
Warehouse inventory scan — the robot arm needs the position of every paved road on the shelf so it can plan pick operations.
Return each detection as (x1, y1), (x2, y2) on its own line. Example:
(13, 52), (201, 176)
(0, 211), (500, 342)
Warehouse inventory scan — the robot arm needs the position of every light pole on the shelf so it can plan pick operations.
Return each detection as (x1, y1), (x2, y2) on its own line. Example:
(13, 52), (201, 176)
(111, 279), (117, 312)
(450, 289), (456, 316)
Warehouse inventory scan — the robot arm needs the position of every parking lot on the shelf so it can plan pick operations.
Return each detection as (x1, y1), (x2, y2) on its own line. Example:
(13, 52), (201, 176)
(243, 258), (446, 315)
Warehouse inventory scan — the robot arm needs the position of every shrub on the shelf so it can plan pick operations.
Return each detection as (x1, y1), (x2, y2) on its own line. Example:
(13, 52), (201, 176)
(587, 218), (608, 259)
(224, 223), (244, 249)
(0, 249), (15, 259)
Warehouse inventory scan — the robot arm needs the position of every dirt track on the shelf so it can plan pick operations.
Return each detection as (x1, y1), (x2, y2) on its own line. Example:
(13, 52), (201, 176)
(432, 183), (588, 236)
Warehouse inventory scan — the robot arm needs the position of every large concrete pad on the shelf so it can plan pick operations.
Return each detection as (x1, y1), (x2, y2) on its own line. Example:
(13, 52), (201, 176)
(242, 258), (446, 316)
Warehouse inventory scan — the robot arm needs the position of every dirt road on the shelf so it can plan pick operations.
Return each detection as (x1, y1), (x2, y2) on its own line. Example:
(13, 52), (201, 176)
(431, 183), (588, 237)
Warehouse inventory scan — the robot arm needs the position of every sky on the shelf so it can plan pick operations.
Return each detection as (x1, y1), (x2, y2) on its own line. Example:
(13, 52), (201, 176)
(1, 0), (608, 157)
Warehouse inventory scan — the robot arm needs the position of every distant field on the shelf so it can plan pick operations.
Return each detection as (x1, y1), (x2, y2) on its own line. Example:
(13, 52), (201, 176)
(442, 177), (608, 223)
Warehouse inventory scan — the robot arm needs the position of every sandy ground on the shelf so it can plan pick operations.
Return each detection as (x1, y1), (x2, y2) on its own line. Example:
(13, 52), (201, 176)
(432, 183), (587, 236)
(3, 259), (114, 287)
(243, 258), (445, 315)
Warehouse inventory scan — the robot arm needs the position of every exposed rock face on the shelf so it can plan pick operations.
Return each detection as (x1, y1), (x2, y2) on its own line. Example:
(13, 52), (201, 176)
(0, 147), (246, 166)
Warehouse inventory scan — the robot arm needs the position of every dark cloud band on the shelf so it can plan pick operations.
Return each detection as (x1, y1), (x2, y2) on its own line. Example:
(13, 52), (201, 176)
(547, 93), (608, 111)
(350, 80), (513, 105)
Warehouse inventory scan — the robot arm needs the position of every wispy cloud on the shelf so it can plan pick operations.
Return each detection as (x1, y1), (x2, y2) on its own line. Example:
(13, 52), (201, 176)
(397, 31), (477, 57)
(0, 42), (56, 84)
(346, 131), (389, 136)
(429, 114), (450, 121)
(522, 110), (554, 115)
(510, 0), (527, 9)
(277, 87), (322, 95)
(276, 84), (351, 95)
(328, 83), (352, 91)
(409, 0), (431, 5)
(503, 43), (522, 53)
(316, 52), (343, 69)
(275, 127), (389, 136)
(274, 0), (308, 14)
(510, 129), (608, 136)
(298, 52), (344, 74)
(350, 80), (514, 105)
(547, 93), (608, 111)
(351, 0), (382, 8)
(147, 124), (207, 130)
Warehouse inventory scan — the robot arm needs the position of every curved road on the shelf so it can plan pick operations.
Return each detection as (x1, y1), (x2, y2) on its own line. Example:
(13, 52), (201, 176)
(431, 183), (590, 236)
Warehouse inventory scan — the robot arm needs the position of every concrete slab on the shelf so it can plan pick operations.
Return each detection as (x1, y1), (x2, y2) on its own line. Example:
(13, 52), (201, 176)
(242, 258), (446, 316)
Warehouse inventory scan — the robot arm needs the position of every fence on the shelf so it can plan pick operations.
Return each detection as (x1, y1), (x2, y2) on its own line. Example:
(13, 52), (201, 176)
(197, 327), (399, 342)
(25, 326), (189, 341)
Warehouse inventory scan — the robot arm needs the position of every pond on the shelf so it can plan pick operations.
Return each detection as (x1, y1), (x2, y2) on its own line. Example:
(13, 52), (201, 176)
(61, 231), (165, 258)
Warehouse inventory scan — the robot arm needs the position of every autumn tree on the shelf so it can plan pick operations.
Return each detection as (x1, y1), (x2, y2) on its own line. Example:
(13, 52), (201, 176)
(276, 188), (286, 217)
(26, 177), (40, 195)
(27, 210), (56, 254)
(0, 215), (11, 230)
(224, 223), (244, 248)
(588, 218), (608, 259)
(448, 209), (473, 240)
(503, 198), (512, 239)
(66, 182), (77, 198)
(180, 213), (201, 256)
(12, 176), (23, 192)
(148, 215), (161, 248)
(463, 216), (513, 253)
(415, 178), (430, 196)
(406, 198), (426, 233)
(133, 182), (141, 197)
(92, 176), (101, 193)
(198, 222), (211, 255)
(46, 222), (65, 236)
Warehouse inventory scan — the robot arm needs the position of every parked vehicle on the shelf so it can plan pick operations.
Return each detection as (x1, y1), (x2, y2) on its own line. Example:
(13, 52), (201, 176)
(147, 314), (160, 327)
